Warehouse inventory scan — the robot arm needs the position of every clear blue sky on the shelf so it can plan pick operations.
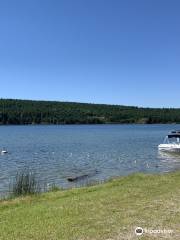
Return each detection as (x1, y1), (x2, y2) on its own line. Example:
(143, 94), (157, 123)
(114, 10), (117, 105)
(0, 0), (180, 107)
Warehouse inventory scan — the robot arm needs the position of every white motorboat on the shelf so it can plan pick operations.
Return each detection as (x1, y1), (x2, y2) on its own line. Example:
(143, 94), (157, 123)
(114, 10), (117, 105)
(158, 131), (180, 152)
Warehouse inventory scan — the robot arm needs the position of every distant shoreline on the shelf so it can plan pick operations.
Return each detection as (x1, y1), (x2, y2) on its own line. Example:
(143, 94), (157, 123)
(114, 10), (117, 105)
(1, 98), (180, 125)
(0, 122), (179, 126)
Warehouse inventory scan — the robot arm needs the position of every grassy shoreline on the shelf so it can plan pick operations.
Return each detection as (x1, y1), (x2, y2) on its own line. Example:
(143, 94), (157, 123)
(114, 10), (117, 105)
(0, 171), (180, 240)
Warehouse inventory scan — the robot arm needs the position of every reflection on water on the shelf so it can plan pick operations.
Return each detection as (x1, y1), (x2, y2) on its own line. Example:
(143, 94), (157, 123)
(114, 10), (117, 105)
(158, 150), (180, 172)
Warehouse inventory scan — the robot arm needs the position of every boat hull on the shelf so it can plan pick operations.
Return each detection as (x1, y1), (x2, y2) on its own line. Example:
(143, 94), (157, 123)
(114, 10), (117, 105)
(158, 144), (180, 152)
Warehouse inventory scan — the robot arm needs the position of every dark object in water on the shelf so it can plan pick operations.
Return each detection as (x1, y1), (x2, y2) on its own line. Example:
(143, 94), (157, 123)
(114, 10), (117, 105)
(67, 169), (100, 182)
(67, 174), (89, 182)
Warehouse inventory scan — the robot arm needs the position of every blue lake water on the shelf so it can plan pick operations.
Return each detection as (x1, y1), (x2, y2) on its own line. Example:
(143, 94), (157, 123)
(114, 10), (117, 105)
(0, 124), (180, 195)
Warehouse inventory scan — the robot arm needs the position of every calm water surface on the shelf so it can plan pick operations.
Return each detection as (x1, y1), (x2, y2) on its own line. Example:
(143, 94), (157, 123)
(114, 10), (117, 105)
(0, 124), (180, 195)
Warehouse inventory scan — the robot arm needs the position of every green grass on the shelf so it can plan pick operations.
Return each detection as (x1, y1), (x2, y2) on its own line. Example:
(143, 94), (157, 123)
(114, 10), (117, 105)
(0, 171), (180, 240)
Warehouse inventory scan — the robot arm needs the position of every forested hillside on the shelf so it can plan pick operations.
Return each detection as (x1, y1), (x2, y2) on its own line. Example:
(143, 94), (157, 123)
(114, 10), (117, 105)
(0, 99), (180, 124)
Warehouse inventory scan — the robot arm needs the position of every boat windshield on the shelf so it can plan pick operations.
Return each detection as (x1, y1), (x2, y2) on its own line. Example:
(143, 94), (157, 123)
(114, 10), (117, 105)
(164, 135), (180, 144)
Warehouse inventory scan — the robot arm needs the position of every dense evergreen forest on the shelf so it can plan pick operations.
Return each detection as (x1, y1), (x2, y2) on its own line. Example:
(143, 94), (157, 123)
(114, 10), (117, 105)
(0, 99), (180, 125)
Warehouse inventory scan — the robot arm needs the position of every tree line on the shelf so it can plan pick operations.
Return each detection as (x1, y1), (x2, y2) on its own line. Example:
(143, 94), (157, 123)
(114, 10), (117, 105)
(0, 99), (180, 125)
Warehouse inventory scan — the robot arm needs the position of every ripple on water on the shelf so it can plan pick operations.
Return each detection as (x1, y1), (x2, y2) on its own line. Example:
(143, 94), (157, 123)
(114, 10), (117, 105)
(0, 124), (180, 194)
